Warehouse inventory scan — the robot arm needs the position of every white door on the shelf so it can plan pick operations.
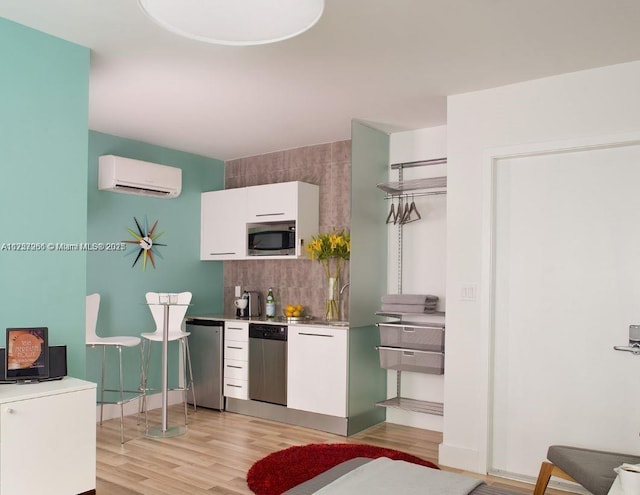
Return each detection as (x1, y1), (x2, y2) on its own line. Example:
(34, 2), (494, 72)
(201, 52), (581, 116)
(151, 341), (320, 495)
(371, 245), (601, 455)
(491, 142), (640, 480)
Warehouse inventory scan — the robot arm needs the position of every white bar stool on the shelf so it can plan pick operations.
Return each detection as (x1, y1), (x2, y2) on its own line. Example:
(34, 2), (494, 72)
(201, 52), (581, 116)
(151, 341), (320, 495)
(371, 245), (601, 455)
(85, 293), (143, 444)
(140, 291), (196, 426)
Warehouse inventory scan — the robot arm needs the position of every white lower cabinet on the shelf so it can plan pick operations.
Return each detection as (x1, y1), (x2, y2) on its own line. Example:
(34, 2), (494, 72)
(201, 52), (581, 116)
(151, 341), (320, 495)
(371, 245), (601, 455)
(0, 377), (96, 495)
(287, 325), (348, 417)
(224, 321), (249, 399)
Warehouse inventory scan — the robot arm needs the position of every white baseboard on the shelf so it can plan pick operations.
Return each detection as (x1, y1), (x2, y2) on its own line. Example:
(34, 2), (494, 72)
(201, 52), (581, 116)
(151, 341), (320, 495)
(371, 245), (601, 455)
(95, 390), (184, 423)
(438, 443), (484, 473)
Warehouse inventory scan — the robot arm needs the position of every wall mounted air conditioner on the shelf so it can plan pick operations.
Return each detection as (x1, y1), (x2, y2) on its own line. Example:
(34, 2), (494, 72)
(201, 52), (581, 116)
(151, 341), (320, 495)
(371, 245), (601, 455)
(98, 155), (182, 198)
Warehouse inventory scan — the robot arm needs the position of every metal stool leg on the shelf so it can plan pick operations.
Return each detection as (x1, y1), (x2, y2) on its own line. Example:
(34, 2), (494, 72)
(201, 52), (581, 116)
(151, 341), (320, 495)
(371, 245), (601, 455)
(185, 337), (196, 412)
(181, 339), (188, 424)
(100, 346), (106, 425)
(138, 341), (146, 425)
(142, 339), (152, 424)
(117, 345), (125, 444)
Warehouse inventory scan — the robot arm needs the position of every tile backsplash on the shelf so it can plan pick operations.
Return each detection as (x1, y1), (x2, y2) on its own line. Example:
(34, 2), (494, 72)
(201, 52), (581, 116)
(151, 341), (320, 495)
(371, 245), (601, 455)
(223, 140), (351, 319)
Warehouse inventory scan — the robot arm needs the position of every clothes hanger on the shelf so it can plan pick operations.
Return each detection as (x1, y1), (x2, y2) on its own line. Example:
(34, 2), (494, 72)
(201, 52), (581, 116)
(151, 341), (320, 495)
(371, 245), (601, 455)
(386, 199), (396, 224)
(400, 194), (411, 224)
(401, 194), (421, 224)
(395, 196), (404, 225)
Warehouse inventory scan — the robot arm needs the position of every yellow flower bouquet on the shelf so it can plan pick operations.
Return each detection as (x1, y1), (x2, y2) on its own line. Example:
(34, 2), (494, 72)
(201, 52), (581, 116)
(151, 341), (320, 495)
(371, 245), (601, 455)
(306, 229), (350, 320)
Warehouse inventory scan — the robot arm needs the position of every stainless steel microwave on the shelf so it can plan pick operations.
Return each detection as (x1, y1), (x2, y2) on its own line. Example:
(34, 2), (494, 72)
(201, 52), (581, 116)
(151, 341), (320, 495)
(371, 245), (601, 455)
(248, 224), (296, 256)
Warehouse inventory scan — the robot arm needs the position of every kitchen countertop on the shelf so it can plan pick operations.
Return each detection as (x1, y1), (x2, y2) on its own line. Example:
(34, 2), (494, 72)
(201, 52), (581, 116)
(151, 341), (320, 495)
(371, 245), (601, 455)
(185, 313), (350, 329)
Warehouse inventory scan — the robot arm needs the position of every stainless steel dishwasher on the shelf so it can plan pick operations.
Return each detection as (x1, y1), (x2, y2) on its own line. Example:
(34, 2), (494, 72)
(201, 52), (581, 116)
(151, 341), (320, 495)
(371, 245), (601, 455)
(249, 323), (287, 406)
(185, 318), (224, 410)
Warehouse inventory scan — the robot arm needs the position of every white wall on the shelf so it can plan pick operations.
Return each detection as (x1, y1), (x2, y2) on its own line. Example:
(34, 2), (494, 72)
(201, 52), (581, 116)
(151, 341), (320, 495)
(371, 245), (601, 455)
(441, 60), (640, 473)
(385, 125), (447, 431)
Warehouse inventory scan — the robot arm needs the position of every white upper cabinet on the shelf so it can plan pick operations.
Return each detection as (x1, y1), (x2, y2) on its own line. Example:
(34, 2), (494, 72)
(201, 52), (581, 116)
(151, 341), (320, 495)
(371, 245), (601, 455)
(201, 181), (319, 260)
(246, 181), (319, 258)
(200, 187), (247, 260)
(246, 182), (299, 221)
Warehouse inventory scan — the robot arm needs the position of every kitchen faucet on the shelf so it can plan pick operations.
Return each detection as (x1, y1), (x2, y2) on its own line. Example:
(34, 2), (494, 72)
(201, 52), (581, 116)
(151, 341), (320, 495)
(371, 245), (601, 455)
(339, 282), (350, 321)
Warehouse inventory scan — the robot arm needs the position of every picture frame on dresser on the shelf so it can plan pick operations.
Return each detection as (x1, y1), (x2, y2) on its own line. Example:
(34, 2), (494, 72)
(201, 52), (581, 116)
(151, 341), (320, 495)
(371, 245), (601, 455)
(5, 327), (49, 383)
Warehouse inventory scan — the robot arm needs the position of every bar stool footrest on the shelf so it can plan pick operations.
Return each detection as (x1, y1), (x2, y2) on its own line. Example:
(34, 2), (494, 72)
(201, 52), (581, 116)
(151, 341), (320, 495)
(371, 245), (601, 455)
(98, 389), (145, 406)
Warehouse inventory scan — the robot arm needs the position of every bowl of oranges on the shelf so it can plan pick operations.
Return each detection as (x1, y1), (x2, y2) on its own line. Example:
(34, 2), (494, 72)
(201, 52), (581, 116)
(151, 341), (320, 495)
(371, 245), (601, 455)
(283, 304), (306, 321)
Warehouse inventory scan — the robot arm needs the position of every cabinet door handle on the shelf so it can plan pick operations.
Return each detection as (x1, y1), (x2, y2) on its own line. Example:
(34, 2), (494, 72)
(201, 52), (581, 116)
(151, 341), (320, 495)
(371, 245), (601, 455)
(227, 346), (243, 350)
(377, 323), (444, 331)
(226, 365), (243, 369)
(210, 252), (236, 255)
(299, 332), (334, 338)
(377, 345), (444, 356)
(255, 212), (285, 217)
(402, 325), (444, 331)
(5, 408), (14, 414)
(227, 327), (244, 331)
(226, 384), (242, 388)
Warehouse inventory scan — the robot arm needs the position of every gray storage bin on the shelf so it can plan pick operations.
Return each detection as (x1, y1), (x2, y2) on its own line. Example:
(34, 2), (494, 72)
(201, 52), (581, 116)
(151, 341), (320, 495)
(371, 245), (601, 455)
(378, 346), (444, 374)
(378, 323), (444, 352)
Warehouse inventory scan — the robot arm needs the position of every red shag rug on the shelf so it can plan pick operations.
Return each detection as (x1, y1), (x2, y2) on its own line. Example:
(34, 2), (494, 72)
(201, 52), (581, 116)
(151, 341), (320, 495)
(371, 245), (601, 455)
(247, 443), (439, 495)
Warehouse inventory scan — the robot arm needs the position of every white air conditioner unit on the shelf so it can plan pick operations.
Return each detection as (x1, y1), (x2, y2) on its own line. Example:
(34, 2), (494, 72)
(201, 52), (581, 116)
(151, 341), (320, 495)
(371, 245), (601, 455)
(98, 155), (182, 198)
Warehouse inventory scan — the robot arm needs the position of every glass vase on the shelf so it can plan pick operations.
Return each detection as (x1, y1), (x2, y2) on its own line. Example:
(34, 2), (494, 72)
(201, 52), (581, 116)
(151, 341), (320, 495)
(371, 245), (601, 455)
(325, 276), (339, 321)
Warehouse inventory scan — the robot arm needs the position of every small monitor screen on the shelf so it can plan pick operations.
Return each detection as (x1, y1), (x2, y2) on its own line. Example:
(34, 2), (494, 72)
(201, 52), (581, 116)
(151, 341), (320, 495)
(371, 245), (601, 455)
(5, 327), (49, 382)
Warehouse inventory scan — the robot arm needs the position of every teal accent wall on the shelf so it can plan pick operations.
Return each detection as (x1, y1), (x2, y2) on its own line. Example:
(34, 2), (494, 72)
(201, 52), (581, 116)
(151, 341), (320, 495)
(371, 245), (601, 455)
(87, 131), (224, 390)
(0, 19), (90, 377)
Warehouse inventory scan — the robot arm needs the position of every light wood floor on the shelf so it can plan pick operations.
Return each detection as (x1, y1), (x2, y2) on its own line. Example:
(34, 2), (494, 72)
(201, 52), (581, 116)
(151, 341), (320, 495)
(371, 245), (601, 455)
(96, 406), (560, 494)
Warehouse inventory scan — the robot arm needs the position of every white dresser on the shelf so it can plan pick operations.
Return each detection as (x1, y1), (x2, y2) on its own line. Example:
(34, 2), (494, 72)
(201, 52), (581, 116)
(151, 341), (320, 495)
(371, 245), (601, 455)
(0, 377), (96, 495)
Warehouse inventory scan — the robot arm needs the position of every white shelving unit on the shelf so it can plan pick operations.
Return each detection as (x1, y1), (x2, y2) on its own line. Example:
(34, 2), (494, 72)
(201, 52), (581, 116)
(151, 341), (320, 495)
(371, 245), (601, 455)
(377, 176), (447, 196)
(375, 157), (447, 416)
(375, 315), (446, 416)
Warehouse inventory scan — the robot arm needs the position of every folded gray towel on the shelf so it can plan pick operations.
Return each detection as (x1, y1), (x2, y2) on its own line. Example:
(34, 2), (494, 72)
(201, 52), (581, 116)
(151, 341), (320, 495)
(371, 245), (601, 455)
(381, 294), (438, 304)
(381, 303), (437, 313)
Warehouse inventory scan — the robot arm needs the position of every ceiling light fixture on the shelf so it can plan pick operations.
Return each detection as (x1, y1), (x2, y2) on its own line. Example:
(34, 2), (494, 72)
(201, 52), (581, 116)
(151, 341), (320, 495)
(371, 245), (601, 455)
(138, 0), (325, 46)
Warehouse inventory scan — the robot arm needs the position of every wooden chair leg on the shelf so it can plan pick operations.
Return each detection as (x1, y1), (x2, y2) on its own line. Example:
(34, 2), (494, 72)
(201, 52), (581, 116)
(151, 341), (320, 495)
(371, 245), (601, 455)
(533, 461), (577, 495)
(533, 461), (555, 495)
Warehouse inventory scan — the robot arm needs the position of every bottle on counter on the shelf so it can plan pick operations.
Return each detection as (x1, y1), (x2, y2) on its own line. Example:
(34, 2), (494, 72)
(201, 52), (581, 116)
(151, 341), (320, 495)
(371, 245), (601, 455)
(266, 287), (276, 318)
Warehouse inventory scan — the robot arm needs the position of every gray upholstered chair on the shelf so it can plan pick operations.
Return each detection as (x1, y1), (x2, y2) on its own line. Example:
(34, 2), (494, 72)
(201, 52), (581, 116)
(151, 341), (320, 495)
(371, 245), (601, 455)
(533, 445), (640, 495)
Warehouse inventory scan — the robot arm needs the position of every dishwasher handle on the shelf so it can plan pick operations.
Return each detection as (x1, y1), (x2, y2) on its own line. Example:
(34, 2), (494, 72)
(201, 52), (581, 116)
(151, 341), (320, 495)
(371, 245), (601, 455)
(186, 319), (224, 326)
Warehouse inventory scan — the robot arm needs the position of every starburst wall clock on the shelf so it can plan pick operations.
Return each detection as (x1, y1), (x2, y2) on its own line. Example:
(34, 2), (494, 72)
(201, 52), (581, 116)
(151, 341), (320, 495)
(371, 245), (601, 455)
(123, 216), (166, 270)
